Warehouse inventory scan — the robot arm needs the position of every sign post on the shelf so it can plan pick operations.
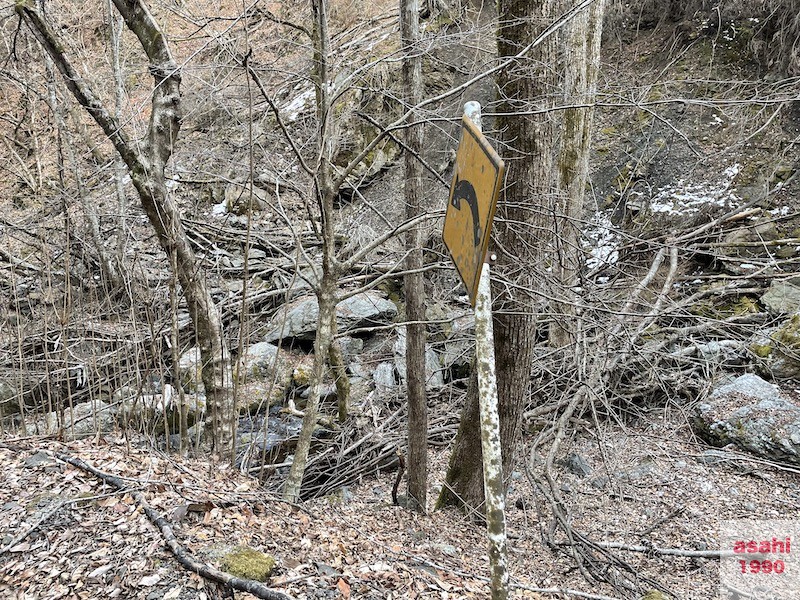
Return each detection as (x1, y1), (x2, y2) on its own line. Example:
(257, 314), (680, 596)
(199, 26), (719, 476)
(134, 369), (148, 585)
(444, 101), (508, 600)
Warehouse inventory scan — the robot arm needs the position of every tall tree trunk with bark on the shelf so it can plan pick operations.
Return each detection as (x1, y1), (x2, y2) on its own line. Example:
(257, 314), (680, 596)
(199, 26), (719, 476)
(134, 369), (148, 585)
(400, 0), (428, 512)
(17, 0), (235, 453)
(551, 0), (606, 347)
(437, 0), (563, 512)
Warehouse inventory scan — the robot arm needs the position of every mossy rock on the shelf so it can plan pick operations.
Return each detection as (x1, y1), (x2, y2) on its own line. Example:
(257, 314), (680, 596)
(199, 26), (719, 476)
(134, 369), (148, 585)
(292, 356), (314, 387)
(641, 591), (669, 600)
(750, 343), (772, 358)
(752, 316), (800, 378)
(691, 295), (760, 319)
(220, 546), (276, 582)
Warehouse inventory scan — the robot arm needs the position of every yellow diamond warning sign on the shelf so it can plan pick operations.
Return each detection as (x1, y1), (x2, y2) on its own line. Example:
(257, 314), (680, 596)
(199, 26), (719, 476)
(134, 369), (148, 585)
(443, 116), (505, 307)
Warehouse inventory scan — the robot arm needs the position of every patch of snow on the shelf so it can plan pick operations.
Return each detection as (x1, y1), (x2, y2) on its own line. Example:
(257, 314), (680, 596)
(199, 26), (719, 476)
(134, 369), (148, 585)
(646, 165), (741, 216)
(739, 263), (757, 270)
(211, 202), (227, 216)
(282, 88), (315, 122)
(583, 213), (620, 270)
(723, 163), (740, 179)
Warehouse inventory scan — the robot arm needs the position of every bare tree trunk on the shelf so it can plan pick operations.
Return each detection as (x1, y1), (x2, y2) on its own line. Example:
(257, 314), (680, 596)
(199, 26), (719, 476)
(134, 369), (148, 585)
(17, 0), (235, 453)
(107, 0), (131, 295)
(438, 0), (562, 511)
(282, 0), (345, 503)
(329, 316), (351, 423)
(283, 275), (335, 503)
(551, 0), (606, 347)
(400, 0), (428, 513)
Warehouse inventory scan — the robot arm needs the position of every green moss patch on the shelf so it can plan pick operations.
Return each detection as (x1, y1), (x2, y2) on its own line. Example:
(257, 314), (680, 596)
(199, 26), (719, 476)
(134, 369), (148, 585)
(220, 546), (276, 582)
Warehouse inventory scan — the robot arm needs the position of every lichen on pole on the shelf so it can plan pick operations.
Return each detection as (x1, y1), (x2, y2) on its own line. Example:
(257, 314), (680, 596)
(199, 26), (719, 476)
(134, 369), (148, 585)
(465, 101), (509, 600)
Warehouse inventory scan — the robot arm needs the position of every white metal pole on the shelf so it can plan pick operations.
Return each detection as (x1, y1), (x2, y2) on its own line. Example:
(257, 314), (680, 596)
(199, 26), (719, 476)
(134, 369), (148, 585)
(464, 100), (509, 600)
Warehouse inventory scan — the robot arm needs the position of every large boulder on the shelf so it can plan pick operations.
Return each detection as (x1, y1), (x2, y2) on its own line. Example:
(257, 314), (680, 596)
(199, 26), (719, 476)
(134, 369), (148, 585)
(178, 347), (205, 394)
(0, 380), (19, 417)
(694, 374), (800, 465)
(373, 362), (397, 392)
(760, 277), (800, 315)
(264, 291), (397, 343)
(34, 399), (115, 440)
(236, 342), (294, 411)
(750, 315), (800, 379)
(437, 313), (475, 381)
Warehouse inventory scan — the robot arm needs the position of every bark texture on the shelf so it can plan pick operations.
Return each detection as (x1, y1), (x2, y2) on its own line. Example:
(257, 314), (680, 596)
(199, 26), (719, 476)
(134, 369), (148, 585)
(282, 0), (345, 503)
(438, 0), (562, 511)
(18, 0), (235, 452)
(551, 0), (606, 346)
(401, 0), (428, 512)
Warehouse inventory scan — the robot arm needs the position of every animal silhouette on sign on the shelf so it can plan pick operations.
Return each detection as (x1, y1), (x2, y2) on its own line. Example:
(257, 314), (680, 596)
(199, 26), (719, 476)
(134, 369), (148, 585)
(451, 176), (481, 248)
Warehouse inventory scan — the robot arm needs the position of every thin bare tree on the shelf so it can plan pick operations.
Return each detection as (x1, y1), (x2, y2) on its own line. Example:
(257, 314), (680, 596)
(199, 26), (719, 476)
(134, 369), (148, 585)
(401, 0), (428, 512)
(17, 0), (236, 453)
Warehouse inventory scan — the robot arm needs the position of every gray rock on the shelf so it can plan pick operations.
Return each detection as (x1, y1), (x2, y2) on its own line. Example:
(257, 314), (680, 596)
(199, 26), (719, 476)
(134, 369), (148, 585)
(336, 336), (364, 361)
(0, 380), (19, 416)
(264, 291), (397, 343)
(563, 453), (593, 477)
(237, 342), (293, 409)
(373, 362), (397, 391)
(436, 313), (475, 381)
(761, 277), (800, 315)
(694, 373), (800, 465)
(751, 317), (800, 379)
(237, 413), (303, 454)
(178, 347), (204, 394)
(176, 343), (293, 416)
(392, 327), (445, 390)
(440, 338), (473, 381)
(23, 450), (57, 469)
(347, 359), (370, 380)
(617, 461), (654, 482)
(34, 399), (115, 440)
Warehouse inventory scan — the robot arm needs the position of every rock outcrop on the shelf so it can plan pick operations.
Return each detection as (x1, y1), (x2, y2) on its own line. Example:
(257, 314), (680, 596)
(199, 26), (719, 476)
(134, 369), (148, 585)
(694, 373), (800, 465)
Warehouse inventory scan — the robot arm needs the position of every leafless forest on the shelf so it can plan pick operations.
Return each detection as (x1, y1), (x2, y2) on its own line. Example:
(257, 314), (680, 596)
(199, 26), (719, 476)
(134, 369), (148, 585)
(1, 0), (799, 598)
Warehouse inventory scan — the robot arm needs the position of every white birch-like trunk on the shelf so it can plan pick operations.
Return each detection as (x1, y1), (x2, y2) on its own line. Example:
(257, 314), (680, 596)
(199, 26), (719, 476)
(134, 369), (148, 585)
(466, 101), (509, 600)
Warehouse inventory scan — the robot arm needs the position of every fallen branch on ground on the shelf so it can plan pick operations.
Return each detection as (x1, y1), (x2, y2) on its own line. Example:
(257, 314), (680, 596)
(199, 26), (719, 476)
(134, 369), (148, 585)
(591, 540), (734, 559)
(0, 499), (66, 556)
(53, 451), (294, 600)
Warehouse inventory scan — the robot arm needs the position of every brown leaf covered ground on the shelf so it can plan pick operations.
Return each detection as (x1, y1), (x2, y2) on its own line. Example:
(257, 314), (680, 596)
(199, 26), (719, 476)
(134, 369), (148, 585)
(2, 407), (799, 600)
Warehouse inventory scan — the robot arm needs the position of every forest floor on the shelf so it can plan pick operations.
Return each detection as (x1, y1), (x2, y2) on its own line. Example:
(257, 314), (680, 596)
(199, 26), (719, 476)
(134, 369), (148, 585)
(2, 404), (799, 600)
(2, 2), (799, 599)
